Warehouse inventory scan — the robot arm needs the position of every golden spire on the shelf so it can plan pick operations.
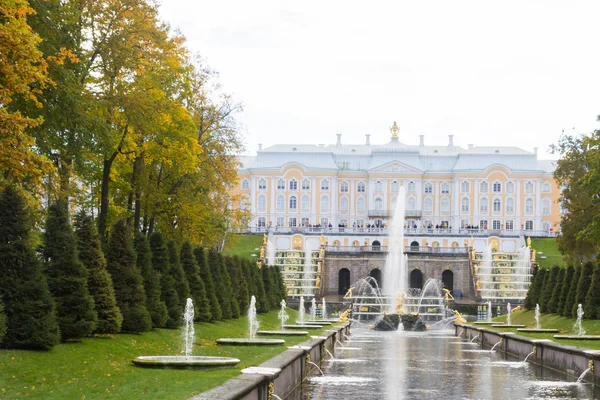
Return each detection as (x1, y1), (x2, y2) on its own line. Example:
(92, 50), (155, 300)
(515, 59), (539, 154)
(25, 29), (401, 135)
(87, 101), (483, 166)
(390, 121), (400, 139)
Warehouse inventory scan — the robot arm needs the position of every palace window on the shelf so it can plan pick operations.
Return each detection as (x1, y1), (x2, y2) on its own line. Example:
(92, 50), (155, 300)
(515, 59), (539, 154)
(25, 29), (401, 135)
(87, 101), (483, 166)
(276, 195), (285, 211)
(461, 219), (470, 228)
(391, 196), (397, 210)
(492, 220), (501, 230)
(321, 179), (330, 191)
(542, 198), (551, 215)
(506, 181), (514, 193)
(340, 197), (349, 212)
(506, 198), (514, 213)
(258, 178), (267, 190)
(424, 198), (433, 213)
(480, 220), (488, 230)
(542, 182), (551, 193)
(258, 195), (267, 211)
(302, 179), (310, 190)
(288, 195), (296, 210)
(289, 179), (298, 191)
(241, 179), (250, 189)
(391, 180), (399, 193)
(407, 197), (416, 210)
(276, 217), (285, 227)
(441, 182), (450, 194)
(258, 217), (266, 227)
(357, 197), (366, 212)
(301, 195), (310, 211)
(320, 195), (329, 212)
(461, 181), (470, 193)
(340, 181), (349, 193)
(480, 197), (488, 213)
(525, 220), (534, 230)
(375, 181), (383, 192)
(289, 217), (297, 227)
(493, 182), (502, 193)
(525, 181), (534, 194)
(424, 182), (433, 194)
(461, 197), (469, 212)
(301, 217), (310, 226)
(374, 197), (383, 211)
(479, 182), (489, 193)
(277, 179), (285, 190)
(357, 181), (366, 193)
(493, 198), (501, 212)
(407, 181), (416, 193)
(505, 220), (514, 230)
(525, 198), (534, 213)
(441, 197), (450, 213)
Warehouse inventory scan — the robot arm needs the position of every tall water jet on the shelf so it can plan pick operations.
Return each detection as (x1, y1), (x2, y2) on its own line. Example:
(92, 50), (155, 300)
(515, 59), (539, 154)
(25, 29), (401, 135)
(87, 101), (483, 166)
(248, 295), (259, 339)
(479, 244), (493, 298)
(383, 186), (407, 311)
(322, 298), (327, 320)
(182, 298), (195, 357)
(535, 304), (541, 330)
(266, 237), (276, 266)
(310, 298), (317, 321)
(304, 241), (312, 294)
(487, 301), (492, 322)
(278, 299), (289, 330)
(298, 297), (305, 324)
(506, 302), (512, 326)
(574, 304), (586, 337)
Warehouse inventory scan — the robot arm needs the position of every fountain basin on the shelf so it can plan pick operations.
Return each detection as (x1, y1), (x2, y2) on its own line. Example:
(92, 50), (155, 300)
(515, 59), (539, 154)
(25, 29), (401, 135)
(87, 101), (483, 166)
(492, 324), (525, 328)
(132, 356), (240, 369)
(553, 335), (600, 340)
(474, 321), (498, 325)
(284, 324), (323, 330)
(216, 338), (285, 346)
(517, 328), (559, 333)
(299, 321), (333, 325)
(258, 330), (309, 336)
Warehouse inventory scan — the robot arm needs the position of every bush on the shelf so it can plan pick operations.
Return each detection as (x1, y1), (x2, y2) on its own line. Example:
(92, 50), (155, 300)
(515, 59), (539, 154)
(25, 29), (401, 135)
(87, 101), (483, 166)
(105, 219), (152, 332)
(195, 247), (221, 321)
(539, 266), (560, 313)
(557, 266), (575, 316)
(207, 249), (232, 319)
(546, 267), (565, 314)
(0, 300), (6, 343)
(180, 242), (211, 322)
(0, 186), (60, 349)
(134, 233), (167, 328)
(167, 240), (190, 311)
(229, 257), (249, 314)
(562, 266), (581, 317)
(572, 262), (594, 318)
(43, 200), (97, 340)
(149, 232), (181, 328)
(584, 262), (600, 319)
(75, 211), (122, 334)
(524, 268), (546, 310)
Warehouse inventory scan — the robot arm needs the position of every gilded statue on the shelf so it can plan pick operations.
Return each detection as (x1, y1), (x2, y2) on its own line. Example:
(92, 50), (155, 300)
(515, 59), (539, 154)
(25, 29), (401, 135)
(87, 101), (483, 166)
(531, 249), (537, 261)
(315, 276), (321, 289)
(526, 237), (532, 248)
(260, 246), (265, 259)
(343, 286), (354, 299)
(469, 235), (475, 247)
(452, 310), (466, 324)
(317, 261), (322, 273)
(443, 288), (454, 301)
(395, 292), (407, 315)
(476, 280), (482, 290)
(319, 234), (326, 246)
(263, 233), (268, 245)
(390, 121), (400, 139)
(319, 247), (325, 259)
(339, 308), (352, 323)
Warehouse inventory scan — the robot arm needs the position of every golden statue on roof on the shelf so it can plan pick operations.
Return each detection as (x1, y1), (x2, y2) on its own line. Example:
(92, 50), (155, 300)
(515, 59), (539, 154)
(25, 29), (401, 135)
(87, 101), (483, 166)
(390, 121), (400, 139)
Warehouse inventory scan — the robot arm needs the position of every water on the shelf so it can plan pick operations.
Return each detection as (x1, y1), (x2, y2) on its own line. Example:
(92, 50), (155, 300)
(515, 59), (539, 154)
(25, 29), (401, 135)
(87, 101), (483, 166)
(487, 300), (492, 322)
(383, 186), (406, 311)
(535, 304), (541, 330)
(298, 297), (305, 324)
(507, 302), (512, 326)
(182, 298), (194, 357)
(304, 241), (313, 294)
(574, 304), (586, 336)
(248, 295), (259, 339)
(524, 351), (535, 363)
(301, 328), (594, 399)
(577, 367), (592, 383)
(490, 340), (503, 351)
(266, 238), (275, 266)
(479, 244), (493, 297)
(278, 299), (289, 329)
(322, 298), (327, 320)
(310, 298), (317, 321)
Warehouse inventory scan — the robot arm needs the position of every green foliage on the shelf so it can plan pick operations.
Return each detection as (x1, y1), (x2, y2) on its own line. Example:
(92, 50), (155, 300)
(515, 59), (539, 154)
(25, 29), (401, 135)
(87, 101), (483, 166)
(229, 257), (249, 315)
(222, 256), (240, 319)
(74, 211), (122, 334)
(539, 266), (560, 313)
(262, 266), (278, 310)
(167, 240), (190, 310)
(524, 268), (546, 310)
(207, 249), (232, 319)
(0, 186), (59, 349)
(584, 262), (600, 319)
(242, 259), (257, 308)
(252, 264), (269, 313)
(180, 242), (211, 322)
(546, 267), (565, 314)
(134, 233), (167, 328)
(194, 247), (221, 321)
(149, 232), (181, 328)
(271, 266), (287, 303)
(0, 300), (5, 343)
(562, 266), (581, 317)
(572, 262), (594, 318)
(43, 200), (97, 340)
(105, 219), (152, 332)
(557, 266), (575, 317)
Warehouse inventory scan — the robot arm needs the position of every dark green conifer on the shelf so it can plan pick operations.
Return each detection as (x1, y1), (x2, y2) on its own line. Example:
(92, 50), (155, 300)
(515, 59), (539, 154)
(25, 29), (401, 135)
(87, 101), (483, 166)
(572, 262), (594, 318)
(584, 262), (600, 319)
(105, 219), (152, 332)
(562, 266), (581, 317)
(195, 247), (221, 321)
(539, 266), (559, 313)
(253, 264), (269, 313)
(557, 266), (575, 316)
(0, 186), (60, 349)
(229, 257), (249, 314)
(0, 300), (7, 344)
(180, 242), (211, 322)
(74, 211), (122, 334)
(272, 266), (287, 301)
(223, 256), (241, 318)
(243, 260), (257, 307)
(149, 232), (181, 328)
(207, 249), (232, 319)
(43, 200), (97, 340)
(134, 233), (167, 328)
(524, 268), (546, 310)
(262, 266), (277, 310)
(167, 240), (190, 310)
(547, 267), (565, 314)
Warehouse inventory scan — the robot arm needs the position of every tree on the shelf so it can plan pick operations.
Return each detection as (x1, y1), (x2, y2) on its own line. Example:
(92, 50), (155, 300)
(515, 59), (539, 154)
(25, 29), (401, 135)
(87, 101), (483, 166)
(0, 186), (59, 349)
(149, 232), (180, 328)
(167, 240), (190, 309)
(272, 266), (287, 302)
(194, 247), (221, 321)
(562, 266), (581, 317)
(262, 266), (278, 310)
(242, 260), (257, 308)
(219, 253), (238, 318)
(0, 300), (6, 343)
(547, 267), (565, 314)
(557, 266), (575, 317)
(524, 268), (546, 310)
(180, 242), (211, 322)
(584, 262), (600, 319)
(74, 211), (122, 334)
(252, 265), (269, 313)
(207, 249), (232, 319)
(43, 200), (97, 340)
(228, 256), (248, 315)
(105, 219), (152, 332)
(539, 266), (559, 314)
(572, 262), (594, 318)
(134, 233), (167, 328)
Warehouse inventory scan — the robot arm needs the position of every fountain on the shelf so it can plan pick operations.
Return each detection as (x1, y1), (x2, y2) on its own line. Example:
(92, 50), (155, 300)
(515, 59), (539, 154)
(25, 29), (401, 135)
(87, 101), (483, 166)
(298, 297), (305, 324)
(554, 304), (600, 340)
(310, 298), (317, 321)
(258, 299), (308, 336)
(475, 300), (497, 325)
(577, 360), (595, 383)
(383, 186), (407, 311)
(133, 298), (240, 369)
(217, 296), (285, 345)
(322, 298), (327, 320)
(285, 297), (324, 330)
(492, 302), (525, 328)
(266, 236), (276, 266)
(517, 303), (559, 333)
(490, 338), (503, 351)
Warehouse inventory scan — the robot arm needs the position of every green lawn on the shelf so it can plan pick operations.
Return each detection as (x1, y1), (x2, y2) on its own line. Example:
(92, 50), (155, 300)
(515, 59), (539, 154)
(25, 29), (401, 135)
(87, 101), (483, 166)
(222, 234), (263, 259)
(531, 238), (566, 269)
(475, 309), (600, 350)
(0, 309), (336, 399)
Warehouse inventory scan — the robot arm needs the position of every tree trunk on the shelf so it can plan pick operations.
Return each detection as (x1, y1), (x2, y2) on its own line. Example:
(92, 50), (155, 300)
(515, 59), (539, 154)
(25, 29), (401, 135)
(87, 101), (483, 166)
(98, 157), (113, 242)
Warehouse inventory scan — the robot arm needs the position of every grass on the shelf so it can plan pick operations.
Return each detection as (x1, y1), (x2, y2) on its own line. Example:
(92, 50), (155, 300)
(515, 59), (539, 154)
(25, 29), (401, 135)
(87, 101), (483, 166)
(472, 309), (600, 350)
(532, 238), (566, 269)
(0, 309), (337, 399)
(222, 234), (263, 259)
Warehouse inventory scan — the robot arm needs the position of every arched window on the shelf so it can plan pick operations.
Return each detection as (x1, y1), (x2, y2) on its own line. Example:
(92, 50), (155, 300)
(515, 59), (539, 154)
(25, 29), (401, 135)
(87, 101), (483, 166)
(375, 181), (383, 192)
(258, 178), (267, 190)
(506, 198), (514, 213)
(441, 182), (450, 194)
(461, 197), (469, 212)
(340, 197), (349, 212)
(461, 181), (470, 193)
(542, 183), (551, 193)
(493, 198), (501, 212)
(258, 195), (266, 211)
(391, 196), (397, 210)
(424, 198), (433, 213)
(240, 195), (249, 211)
(442, 270), (454, 294)
(289, 196), (297, 210)
(441, 197), (450, 213)
(357, 181), (366, 193)
(480, 197), (488, 213)
(301, 195), (310, 211)
(506, 181), (514, 193)
(525, 181), (534, 194)
(320, 195), (330, 212)
(542, 198), (551, 215)
(338, 268), (351, 295)
(374, 197), (383, 211)
(493, 181), (502, 193)
(410, 269), (423, 289)
(241, 179), (250, 189)
(407, 197), (416, 210)
(391, 180), (399, 192)
(289, 179), (298, 191)
(302, 179), (310, 190)
(407, 181), (416, 193)
(276, 195), (285, 211)
(321, 179), (329, 191)
(525, 198), (534, 213)
(277, 178), (285, 190)
(357, 197), (366, 212)
(424, 182), (433, 194)
(340, 181), (349, 193)
(369, 269), (382, 288)
(479, 181), (489, 193)
(410, 241), (419, 250)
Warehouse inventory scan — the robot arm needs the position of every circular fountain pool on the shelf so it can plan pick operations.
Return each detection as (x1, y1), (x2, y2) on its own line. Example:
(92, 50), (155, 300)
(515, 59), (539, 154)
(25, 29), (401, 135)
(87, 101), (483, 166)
(216, 338), (285, 346)
(132, 356), (240, 369)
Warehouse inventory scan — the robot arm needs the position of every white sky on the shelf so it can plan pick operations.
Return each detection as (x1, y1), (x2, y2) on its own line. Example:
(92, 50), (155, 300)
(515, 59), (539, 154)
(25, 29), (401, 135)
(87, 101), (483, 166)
(160, 0), (600, 159)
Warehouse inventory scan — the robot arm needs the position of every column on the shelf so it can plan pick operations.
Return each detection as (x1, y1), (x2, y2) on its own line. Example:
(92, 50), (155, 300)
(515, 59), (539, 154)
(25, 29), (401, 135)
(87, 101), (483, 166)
(535, 178), (542, 230)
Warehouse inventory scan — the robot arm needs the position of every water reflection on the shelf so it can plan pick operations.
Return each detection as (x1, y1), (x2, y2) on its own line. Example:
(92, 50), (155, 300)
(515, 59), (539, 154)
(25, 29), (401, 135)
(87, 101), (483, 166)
(302, 327), (595, 399)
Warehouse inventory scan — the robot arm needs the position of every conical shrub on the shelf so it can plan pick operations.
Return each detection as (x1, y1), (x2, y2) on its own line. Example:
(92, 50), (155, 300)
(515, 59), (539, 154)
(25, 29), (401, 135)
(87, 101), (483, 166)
(547, 267), (565, 314)
(195, 247), (221, 321)
(584, 262), (600, 319)
(180, 242), (211, 322)
(572, 262), (594, 318)
(557, 266), (575, 316)
(167, 240), (190, 310)
(150, 232), (180, 328)
(562, 266), (581, 317)
(135, 233), (167, 328)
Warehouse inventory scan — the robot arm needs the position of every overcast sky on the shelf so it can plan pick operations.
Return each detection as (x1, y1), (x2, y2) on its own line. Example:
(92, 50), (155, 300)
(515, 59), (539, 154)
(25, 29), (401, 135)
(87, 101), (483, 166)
(160, 0), (600, 159)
